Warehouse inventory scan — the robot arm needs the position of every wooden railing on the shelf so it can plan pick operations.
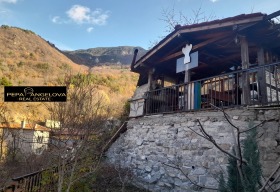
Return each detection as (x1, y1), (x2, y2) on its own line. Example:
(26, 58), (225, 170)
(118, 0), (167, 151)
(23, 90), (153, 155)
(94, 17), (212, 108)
(2, 167), (58, 192)
(2, 122), (129, 192)
(145, 61), (280, 115)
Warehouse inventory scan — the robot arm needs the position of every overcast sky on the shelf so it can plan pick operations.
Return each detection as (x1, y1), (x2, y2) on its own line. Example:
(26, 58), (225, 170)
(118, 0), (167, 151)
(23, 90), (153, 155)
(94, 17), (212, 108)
(0, 0), (279, 51)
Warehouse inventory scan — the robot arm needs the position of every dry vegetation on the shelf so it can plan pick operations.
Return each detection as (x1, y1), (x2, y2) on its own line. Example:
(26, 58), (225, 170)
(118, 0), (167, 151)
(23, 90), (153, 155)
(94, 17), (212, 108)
(89, 65), (138, 117)
(0, 25), (138, 122)
(0, 25), (88, 86)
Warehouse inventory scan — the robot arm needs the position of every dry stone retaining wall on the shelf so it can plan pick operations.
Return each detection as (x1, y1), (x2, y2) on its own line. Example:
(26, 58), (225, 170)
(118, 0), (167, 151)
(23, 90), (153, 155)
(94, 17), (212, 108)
(106, 108), (280, 191)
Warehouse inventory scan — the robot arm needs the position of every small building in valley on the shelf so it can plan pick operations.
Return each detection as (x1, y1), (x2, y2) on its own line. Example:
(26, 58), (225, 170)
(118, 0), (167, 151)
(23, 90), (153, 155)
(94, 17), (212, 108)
(0, 121), (50, 158)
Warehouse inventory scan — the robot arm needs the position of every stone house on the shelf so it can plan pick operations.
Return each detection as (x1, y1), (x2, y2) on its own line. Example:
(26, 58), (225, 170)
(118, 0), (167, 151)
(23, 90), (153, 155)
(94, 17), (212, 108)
(0, 121), (50, 158)
(107, 11), (280, 191)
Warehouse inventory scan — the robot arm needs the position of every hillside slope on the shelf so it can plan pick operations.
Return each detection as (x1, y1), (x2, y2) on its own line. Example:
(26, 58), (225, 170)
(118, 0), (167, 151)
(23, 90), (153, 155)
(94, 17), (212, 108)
(0, 25), (88, 86)
(0, 26), (138, 122)
(63, 46), (146, 67)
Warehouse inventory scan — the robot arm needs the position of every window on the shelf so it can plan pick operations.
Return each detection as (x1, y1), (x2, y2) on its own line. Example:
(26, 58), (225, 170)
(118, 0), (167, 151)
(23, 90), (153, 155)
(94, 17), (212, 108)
(37, 136), (43, 143)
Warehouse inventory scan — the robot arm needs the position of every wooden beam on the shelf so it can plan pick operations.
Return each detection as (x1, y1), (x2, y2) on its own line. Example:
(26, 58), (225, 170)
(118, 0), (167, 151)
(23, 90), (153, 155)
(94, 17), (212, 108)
(147, 69), (153, 91)
(265, 10), (280, 20)
(158, 33), (232, 63)
(257, 47), (267, 104)
(240, 36), (250, 105)
(162, 41), (188, 60)
(134, 32), (180, 68)
(180, 16), (263, 33)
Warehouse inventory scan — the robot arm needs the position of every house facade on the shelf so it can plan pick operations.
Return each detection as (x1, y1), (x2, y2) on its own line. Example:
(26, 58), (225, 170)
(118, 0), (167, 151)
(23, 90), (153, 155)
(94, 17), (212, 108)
(107, 11), (280, 191)
(0, 121), (50, 158)
(129, 12), (280, 117)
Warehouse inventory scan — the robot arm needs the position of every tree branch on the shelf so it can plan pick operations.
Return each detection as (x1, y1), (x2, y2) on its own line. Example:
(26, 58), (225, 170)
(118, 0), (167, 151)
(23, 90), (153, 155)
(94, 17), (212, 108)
(196, 119), (246, 164)
(259, 162), (280, 192)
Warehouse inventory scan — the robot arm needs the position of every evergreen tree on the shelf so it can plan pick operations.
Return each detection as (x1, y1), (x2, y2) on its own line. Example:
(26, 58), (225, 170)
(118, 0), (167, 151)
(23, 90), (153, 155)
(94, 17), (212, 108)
(219, 122), (262, 192)
(226, 149), (244, 192)
(242, 122), (262, 192)
(218, 173), (228, 192)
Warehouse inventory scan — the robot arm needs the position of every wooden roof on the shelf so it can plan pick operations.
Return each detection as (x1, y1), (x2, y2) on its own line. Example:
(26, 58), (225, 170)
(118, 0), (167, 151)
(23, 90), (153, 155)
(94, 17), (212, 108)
(0, 123), (51, 132)
(132, 11), (280, 85)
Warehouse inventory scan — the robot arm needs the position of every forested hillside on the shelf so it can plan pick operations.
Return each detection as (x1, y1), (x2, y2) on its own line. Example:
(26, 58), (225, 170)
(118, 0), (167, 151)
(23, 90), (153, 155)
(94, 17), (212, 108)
(0, 25), (139, 122)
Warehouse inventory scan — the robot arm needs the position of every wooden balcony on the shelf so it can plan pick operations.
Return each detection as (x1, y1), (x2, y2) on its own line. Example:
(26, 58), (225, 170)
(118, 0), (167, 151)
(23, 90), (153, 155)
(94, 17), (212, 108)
(144, 62), (280, 115)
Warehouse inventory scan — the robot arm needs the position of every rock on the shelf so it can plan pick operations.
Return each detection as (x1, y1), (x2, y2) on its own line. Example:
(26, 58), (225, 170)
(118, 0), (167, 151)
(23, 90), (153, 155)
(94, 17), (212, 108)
(220, 143), (231, 150)
(140, 156), (146, 160)
(174, 178), (183, 186)
(160, 167), (166, 174)
(259, 138), (277, 148)
(164, 183), (173, 188)
(201, 142), (213, 149)
(232, 116), (239, 120)
(264, 110), (280, 121)
(264, 153), (279, 161)
(199, 175), (207, 185)
(192, 167), (206, 175)
(191, 139), (198, 143)
(145, 166), (152, 172)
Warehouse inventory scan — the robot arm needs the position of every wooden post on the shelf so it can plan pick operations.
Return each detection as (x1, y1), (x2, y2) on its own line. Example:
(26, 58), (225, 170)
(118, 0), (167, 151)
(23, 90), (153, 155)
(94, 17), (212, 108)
(240, 36), (250, 105)
(184, 67), (191, 110)
(184, 69), (190, 83)
(257, 47), (267, 104)
(146, 69), (154, 114)
(147, 69), (153, 91)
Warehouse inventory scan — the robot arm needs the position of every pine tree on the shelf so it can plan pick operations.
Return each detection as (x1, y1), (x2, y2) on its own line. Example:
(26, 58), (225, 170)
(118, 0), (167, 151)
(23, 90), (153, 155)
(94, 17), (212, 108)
(225, 149), (244, 192)
(218, 173), (228, 192)
(219, 121), (262, 192)
(242, 122), (262, 192)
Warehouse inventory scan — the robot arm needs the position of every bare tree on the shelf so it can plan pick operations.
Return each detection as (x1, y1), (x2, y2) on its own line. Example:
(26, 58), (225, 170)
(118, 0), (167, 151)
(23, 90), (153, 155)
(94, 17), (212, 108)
(44, 73), (111, 192)
(160, 4), (216, 33)
(0, 103), (12, 190)
(149, 4), (216, 49)
(0, 103), (9, 161)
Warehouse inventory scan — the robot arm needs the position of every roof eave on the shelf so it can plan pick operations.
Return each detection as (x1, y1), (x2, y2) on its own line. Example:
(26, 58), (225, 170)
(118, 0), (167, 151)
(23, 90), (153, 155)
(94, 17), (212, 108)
(132, 13), (265, 71)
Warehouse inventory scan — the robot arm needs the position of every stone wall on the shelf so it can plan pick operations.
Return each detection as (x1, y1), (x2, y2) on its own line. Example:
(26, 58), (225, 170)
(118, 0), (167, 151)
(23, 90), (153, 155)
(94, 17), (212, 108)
(106, 108), (280, 191)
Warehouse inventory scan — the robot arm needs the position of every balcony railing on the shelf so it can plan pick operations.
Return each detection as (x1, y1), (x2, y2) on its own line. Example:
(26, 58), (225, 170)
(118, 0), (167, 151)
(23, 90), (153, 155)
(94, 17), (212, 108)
(2, 168), (58, 192)
(145, 61), (280, 115)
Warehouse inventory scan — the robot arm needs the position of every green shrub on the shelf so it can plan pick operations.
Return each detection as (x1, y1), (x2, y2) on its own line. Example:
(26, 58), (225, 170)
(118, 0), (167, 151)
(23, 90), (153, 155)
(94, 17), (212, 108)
(1, 25), (9, 29)
(17, 61), (24, 67)
(59, 63), (71, 70)
(36, 63), (49, 70)
(0, 77), (13, 86)
(29, 53), (35, 59)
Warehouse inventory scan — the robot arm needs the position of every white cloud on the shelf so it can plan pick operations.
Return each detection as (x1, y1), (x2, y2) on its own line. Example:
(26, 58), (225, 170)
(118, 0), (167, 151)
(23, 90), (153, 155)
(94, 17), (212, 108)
(51, 16), (64, 24)
(87, 27), (94, 33)
(66, 5), (109, 25)
(67, 5), (90, 24)
(209, 0), (219, 2)
(0, 0), (17, 3)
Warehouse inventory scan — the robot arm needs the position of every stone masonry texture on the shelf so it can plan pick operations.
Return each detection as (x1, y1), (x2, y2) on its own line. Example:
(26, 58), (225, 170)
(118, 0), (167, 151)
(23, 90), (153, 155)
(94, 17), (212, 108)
(106, 108), (280, 191)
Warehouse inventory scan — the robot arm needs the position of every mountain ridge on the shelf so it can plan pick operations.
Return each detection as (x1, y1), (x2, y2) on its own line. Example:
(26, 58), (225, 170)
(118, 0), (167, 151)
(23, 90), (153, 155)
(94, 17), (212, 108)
(63, 46), (147, 67)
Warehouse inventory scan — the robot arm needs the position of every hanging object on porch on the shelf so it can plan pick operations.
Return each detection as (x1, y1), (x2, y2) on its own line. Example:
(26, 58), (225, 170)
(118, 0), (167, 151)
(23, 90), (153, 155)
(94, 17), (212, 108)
(182, 44), (193, 64)
(176, 51), (199, 73)
(186, 82), (201, 110)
